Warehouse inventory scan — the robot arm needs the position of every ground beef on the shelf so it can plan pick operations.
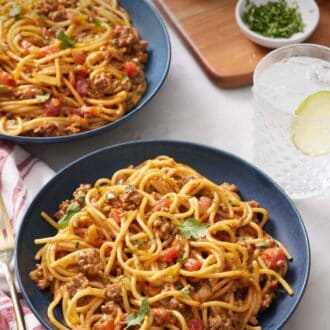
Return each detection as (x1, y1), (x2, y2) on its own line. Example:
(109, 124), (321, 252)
(54, 199), (71, 219)
(77, 249), (103, 277)
(66, 274), (89, 298)
(152, 308), (174, 325)
(101, 302), (119, 316)
(104, 283), (122, 303)
(14, 87), (45, 100)
(60, 0), (78, 8)
(208, 314), (241, 330)
(168, 297), (186, 312)
(191, 283), (212, 302)
(153, 218), (176, 241)
(36, 0), (60, 15)
(73, 183), (91, 205)
(91, 72), (117, 96)
(112, 25), (139, 48)
(48, 9), (68, 22)
(30, 264), (49, 290)
(120, 189), (143, 211)
(30, 122), (81, 137)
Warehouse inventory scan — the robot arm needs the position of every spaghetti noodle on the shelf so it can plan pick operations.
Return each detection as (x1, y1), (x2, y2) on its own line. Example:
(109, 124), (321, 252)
(30, 156), (293, 330)
(0, 0), (148, 137)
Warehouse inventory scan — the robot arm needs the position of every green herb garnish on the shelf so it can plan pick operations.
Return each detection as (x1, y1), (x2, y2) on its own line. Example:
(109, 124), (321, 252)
(178, 218), (208, 239)
(56, 30), (76, 49)
(9, 7), (21, 18)
(75, 241), (80, 249)
(125, 298), (150, 329)
(0, 84), (8, 90)
(103, 277), (110, 284)
(180, 286), (190, 297)
(256, 241), (269, 248)
(242, 0), (304, 38)
(177, 257), (188, 265)
(39, 14), (48, 20)
(93, 19), (102, 28)
(58, 203), (80, 228)
(135, 240), (147, 249)
(36, 94), (50, 102)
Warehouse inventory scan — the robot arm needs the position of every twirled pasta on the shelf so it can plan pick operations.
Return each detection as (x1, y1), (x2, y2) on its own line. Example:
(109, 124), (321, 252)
(0, 0), (147, 137)
(30, 156), (293, 330)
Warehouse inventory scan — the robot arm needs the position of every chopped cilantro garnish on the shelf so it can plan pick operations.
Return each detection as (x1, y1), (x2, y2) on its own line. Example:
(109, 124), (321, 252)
(242, 0), (304, 38)
(58, 203), (80, 229)
(178, 218), (208, 239)
(0, 84), (8, 90)
(103, 277), (109, 284)
(256, 241), (269, 248)
(177, 257), (188, 265)
(93, 19), (102, 28)
(9, 7), (21, 18)
(36, 93), (50, 102)
(39, 14), (48, 20)
(125, 298), (150, 329)
(56, 30), (75, 49)
(75, 241), (80, 249)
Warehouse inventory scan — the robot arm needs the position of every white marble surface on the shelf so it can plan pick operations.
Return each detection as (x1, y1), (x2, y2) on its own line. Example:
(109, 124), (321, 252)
(23, 5), (329, 330)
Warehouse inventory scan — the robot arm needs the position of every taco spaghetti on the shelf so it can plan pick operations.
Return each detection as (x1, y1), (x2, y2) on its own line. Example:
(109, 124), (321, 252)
(30, 156), (293, 330)
(0, 0), (148, 137)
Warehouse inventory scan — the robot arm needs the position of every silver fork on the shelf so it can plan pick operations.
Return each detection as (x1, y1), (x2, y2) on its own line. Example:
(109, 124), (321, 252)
(0, 192), (26, 330)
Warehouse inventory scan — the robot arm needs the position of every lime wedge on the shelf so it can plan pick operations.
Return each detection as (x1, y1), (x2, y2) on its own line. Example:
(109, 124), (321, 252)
(292, 91), (330, 156)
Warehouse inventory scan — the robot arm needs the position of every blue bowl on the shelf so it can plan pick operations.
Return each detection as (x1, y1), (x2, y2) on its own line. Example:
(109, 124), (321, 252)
(1, 1), (171, 143)
(16, 140), (310, 329)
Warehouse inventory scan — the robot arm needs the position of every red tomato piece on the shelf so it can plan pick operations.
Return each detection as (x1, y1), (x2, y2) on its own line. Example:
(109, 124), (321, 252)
(0, 72), (16, 87)
(262, 248), (286, 269)
(44, 98), (61, 117)
(76, 77), (88, 97)
(161, 247), (179, 262)
(124, 62), (137, 77)
(183, 258), (202, 271)
(188, 318), (203, 330)
(72, 50), (86, 65)
(93, 318), (114, 330)
(109, 208), (121, 225)
(23, 66), (33, 74)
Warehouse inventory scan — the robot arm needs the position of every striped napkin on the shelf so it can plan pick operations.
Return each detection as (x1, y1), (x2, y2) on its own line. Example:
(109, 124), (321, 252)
(0, 141), (54, 330)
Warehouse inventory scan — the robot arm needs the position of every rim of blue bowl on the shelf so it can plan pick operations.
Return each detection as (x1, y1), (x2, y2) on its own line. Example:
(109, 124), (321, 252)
(1, 1), (171, 144)
(16, 139), (311, 329)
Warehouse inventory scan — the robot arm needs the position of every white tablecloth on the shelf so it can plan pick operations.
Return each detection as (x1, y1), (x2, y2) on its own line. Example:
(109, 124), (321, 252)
(23, 4), (330, 329)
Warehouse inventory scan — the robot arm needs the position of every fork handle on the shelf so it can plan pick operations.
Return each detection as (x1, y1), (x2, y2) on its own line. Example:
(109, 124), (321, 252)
(1, 261), (26, 330)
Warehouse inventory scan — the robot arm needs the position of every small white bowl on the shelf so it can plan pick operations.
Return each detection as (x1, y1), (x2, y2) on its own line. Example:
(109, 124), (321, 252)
(235, 0), (320, 49)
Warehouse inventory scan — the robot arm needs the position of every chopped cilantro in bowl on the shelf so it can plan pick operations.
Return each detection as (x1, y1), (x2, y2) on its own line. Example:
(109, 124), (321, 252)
(242, 0), (304, 39)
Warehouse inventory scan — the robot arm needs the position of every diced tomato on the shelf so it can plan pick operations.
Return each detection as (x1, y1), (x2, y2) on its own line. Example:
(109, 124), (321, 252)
(188, 318), (203, 330)
(109, 208), (121, 225)
(72, 50), (86, 64)
(262, 248), (286, 269)
(199, 196), (212, 215)
(74, 65), (88, 76)
(153, 197), (171, 211)
(38, 44), (61, 58)
(93, 318), (114, 330)
(68, 71), (76, 88)
(104, 246), (113, 257)
(124, 62), (137, 77)
(23, 66), (33, 74)
(161, 247), (179, 262)
(0, 72), (16, 87)
(183, 258), (202, 271)
(76, 77), (89, 97)
(44, 98), (61, 117)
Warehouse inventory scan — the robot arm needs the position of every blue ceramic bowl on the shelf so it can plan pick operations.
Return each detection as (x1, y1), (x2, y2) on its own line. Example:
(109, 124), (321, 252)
(16, 141), (310, 329)
(1, 1), (170, 143)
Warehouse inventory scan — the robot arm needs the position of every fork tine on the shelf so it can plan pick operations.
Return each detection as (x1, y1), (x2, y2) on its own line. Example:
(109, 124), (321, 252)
(0, 192), (14, 242)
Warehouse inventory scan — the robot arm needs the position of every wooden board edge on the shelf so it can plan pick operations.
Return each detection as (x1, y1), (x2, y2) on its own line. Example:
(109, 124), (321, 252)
(154, 0), (253, 89)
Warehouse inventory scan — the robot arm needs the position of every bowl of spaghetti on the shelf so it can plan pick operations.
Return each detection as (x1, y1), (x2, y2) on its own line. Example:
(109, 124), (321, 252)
(0, 0), (170, 143)
(16, 140), (310, 329)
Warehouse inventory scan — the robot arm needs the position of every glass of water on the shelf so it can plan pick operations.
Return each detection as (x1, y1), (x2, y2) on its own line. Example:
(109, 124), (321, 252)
(253, 44), (330, 199)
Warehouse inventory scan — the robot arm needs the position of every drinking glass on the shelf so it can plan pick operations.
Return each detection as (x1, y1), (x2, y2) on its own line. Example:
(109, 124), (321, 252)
(253, 44), (330, 199)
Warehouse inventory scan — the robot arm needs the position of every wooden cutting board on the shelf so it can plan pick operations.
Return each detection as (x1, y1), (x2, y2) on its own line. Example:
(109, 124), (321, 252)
(154, 0), (330, 88)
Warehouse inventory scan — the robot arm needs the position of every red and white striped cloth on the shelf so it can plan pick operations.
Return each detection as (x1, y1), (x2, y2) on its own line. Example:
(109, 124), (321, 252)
(0, 141), (54, 330)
